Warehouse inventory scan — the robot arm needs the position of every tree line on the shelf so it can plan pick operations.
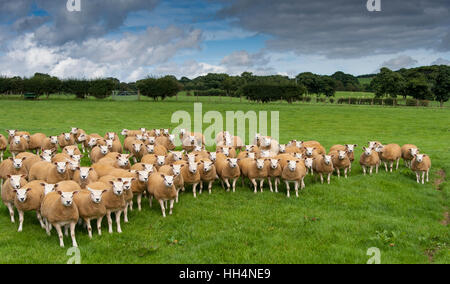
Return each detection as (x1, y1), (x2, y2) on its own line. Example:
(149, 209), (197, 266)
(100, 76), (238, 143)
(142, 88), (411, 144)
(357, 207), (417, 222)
(0, 65), (448, 106)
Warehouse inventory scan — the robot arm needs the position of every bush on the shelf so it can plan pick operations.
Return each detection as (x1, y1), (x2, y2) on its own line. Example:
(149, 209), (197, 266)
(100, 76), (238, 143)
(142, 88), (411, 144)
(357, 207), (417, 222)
(329, 98), (335, 104)
(384, 98), (394, 106)
(419, 100), (430, 107)
(349, 98), (357, 104)
(405, 98), (417, 106)
(373, 98), (383, 105)
(194, 89), (226, 97)
(89, 79), (115, 99)
(242, 84), (306, 103)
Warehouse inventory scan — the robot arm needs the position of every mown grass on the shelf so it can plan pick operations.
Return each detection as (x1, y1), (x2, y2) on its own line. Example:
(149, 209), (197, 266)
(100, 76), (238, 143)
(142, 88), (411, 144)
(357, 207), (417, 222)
(0, 99), (448, 264)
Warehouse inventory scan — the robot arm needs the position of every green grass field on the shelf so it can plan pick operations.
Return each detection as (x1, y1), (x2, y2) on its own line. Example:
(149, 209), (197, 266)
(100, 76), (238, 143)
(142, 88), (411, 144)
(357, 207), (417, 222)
(0, 98), (448, 264)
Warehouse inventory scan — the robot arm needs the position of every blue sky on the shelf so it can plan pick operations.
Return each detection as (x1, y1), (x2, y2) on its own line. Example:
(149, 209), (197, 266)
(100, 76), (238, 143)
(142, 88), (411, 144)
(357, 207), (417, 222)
(0, 0), (449, 81)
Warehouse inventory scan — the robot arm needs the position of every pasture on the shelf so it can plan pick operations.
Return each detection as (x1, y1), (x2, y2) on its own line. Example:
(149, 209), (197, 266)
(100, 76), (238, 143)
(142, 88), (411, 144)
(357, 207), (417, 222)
(0, 98), (448, 264)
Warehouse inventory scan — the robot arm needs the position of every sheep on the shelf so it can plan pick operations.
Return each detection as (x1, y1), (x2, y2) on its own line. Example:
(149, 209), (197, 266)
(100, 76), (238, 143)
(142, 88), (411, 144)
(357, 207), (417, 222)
(41, 136), (59, 153)
(2, 175), (27, 223)
(215, 157), (240, 192)
(155, 135), (176, 151)
(244, 145), (261, 157)
(99, 181), (126, 233)
(237, 151), (256, 162)
(58, 133), (76, 149)
(304, 147), (321, 158)
(124, 136), (140, 153)
(147, 174), (177, 217)
(275, 153), (297, 169)
(329, 144), (357, 172)
(143, 155), (167, 170)
(129, 141), (146, 163)
(216, 146), (237, 158)
(281, 160), (306, 198)
(70, 128), (86, 141)
(106, 139), (123, 153)
(375, 144), (402, 172)
(359, 147), (380, 176)
(0, 134), (7, 162)
(329, 150), (351, 178)
(411, 154), (432, 184)
(241, 158), (269, 193)
(302, 141), (326, 155)
(13, 180), (49, 231)
(112, 170), (148, 212)
(401, 144), (419, 168)
(267, 159), (282, 193)
(181, 161), (201, 198)
(40, 190), (79, 247)
(191, 146), (210, 161)
(259, 137), (279, 156)
(91, 163), (116, 178)
(121, 129), (143, 138)
(6, 130), (30, 144)
(73, 167), (99, 189)
(304, 157), (315, 176)
(313, 155), (335, 184)
(26, 133), (47, 155)
(104, 132), (119, 141)
(198, 160), (216, 194)
(0, 157), (28, 182)
(30, 161), (71, 184)
(166, 150), (184, 164)
(158, 164), (184, 202)
(179, 129), (205, 146)
(76, 133), (88, 153)
(63, 145), (82, 156)
(10, 135), (28, 156)
(368, 141), (382, 150)
(73, 187), (108, 238)
(90, 145), (110, 164)
(98, 154), (131, 169)
(15, 152), (41, 173)
(182, 135), (202, 152)
(131, 163), (155, 173)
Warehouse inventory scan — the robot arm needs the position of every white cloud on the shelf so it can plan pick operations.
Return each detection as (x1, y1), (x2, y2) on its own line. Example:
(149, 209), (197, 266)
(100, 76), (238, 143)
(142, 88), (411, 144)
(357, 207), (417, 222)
(431, 57), (450, 66)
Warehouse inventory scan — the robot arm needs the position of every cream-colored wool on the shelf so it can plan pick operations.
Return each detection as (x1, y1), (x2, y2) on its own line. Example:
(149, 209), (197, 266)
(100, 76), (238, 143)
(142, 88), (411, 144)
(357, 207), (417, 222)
(28, 133), (47, 153)
(14, 180), (47, 231)
(0, 158), (28, 180)
(329, 150), (351, 178)
(147, 173), (177, 217)
(10, 136), (28, 155)
(281, 160), (306, 198)
(401, 144), (419, 168)
(73, 188), (107, 238)
(377, 144), (402, 172)
(73, 167), (99, 189)
(16, 152), (41, 173)
(359, 148), (380, 175)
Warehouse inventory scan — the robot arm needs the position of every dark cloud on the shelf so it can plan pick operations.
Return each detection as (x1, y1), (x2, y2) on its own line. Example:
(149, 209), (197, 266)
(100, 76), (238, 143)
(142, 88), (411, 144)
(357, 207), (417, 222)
(220, 50), (269, 67)
(214, 0), (450, 58)
(1, 0), (160, 45)
(431, 57), (450, 65)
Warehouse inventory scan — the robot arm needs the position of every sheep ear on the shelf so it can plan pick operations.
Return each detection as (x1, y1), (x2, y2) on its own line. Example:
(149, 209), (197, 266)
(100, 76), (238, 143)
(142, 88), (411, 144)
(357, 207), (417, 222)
(26, 188), (32, 192)
(8, 157), (13, 161)
(423, 154), (427, 157)
(160, 174), (165, 178)
(21, 174), (27, 178)
(13, 189), (17, 193)
(40, 183), (46, 186)
(73, 191), (79, 195)
(21, 157), (27, 161)
(57, 191), (62, 195)
(109, 181), (114, 185)
(362, 147), (366, 150)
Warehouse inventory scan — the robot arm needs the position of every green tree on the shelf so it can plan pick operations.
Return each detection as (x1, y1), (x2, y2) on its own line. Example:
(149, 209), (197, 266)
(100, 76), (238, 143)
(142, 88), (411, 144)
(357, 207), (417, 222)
(370, 68), (405, 98)
(432, 67), (450, 107)
(89, 79), (115, 99)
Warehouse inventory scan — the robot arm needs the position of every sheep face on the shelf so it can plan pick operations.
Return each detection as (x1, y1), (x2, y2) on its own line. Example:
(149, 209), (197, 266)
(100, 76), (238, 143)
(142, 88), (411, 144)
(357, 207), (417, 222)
(304, 158), (314, 169)
(171, 164), (183, 176)
(110, 181), (124, 196)
(71, 128), (79, 135)
(21, 134), (30, 141)
(322, 155), (333, 165)
(121, 129), (128, 136)
(305, 147), (316, 157)
(143, 164), (155, 173)
(189, 136), (196, 145)
(226, 158), (239, 169)
(270, 159), (280, 169)
(345, 144), (357, 153)
(188, 161), (199, 174)
(163, 129), (170, 136)
(58, 191), (77, 207)
(362, 147), (373, 156)
(42, 149), (54, 157)
(262, 137), (272, 147)
(135, 134), (144, 141)
(63, 133), (71, 141)
(410, 148), (419, 156)
(287, 160), (298, 172)
(208, 152), (217, 161)
(50, 136), (59, 144)
(368, 141), (380, 150)
(99, 145), (109, 155)
(137, 171), (150, 182)
(202, 161), (213, 173)
(168, 134), (175, 143)
(7, 175), (24, 189)
(180, 129), (187, 136)
(54, 162), (68, 174)
(40, 155), (52, 162)
(106, 140), (113, 149)
(278, 144), (286, 153)
(221, 147), (230, 157)
(13, 136), (21, 145)
(78, 167), (92, 181)
(6, 130), (16, 138)
(146, 145), (154, 153)
(87, 189), (106, 204)
(245, 145), (253, 152)
(255, 159), (266, 170)
(71, 155), (82, 163)
(106, 133), (115, 140)
(14, 188), (32, 203)
(42, 183), (56, 195)
(65, 148), (75, 156)
(247, 152), (256, 159)
(338, 151), (347, 160)
(117, 155), (130, 167)
(187, 154), (197, 163)
(171, 151), (184, 161)
(154, 129), (161, 136)
(415, 154), (427, 163)
(11, 158), (25, 169)
(119, 178), (134, 191)
(295, 141), (304, 148)
(147, 137), (156, 145)
(156, 156), (166, 166)
(194, 145), (203, 152)
(260, 150), (270, 158)
(161, 175), (174, 187)
(294, 153), (303, 159)
(67, 160), (79, 171)
(88, 138), (98, 147)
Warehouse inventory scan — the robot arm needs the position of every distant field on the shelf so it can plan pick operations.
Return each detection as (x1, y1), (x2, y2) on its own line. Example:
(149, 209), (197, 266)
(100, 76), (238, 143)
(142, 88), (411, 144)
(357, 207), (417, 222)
(0, 99), (448, 264)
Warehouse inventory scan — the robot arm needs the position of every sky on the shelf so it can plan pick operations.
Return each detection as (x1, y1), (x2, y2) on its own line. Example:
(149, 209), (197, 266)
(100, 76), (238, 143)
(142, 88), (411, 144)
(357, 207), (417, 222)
(0, 0), (449, 82)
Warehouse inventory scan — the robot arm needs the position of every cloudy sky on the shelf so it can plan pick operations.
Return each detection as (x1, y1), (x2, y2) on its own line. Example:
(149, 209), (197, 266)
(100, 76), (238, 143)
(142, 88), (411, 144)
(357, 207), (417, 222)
(0, 0), (449, 81)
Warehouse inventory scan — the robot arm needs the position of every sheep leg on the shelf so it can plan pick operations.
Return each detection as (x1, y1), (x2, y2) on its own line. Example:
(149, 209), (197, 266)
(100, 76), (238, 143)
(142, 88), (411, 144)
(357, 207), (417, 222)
(224, 178), (231, 192)
(85, 218), (93, 239)
(415, 172), (420, 183)
(260, 179), (264, 193)
(0, 151), (3, 162)
(64, 225), (69, 237)
(115, 211), (122, 233)
(361, 165), (366, 175)
(159, 200), (166, 218)
(337, 169), (340, 178)
(169, 200), (174, 215)
(6, 202), (15, 223)
(320, 173), (324, 184)
(220, 179), (225, 189)
(426, 170), (429, 183)
(396, 158), (400, 170)
(37, 211), (45, 229)
(133, 157), (137, 164)
(149, 195), (153, 208)
(421, 172), (425, 185)
(70, 222), (78, 248)
(199, 182), (203, 194)
(268, 178), (273, 192)
(384, 162), (388, 172)
(344, 168), (348, 179)
(44, 219), (51, 236)
(327, 173), (331, 184)
(193, 183), (198, 198)
(285, 181), (290, 198)
(301, 178), (305, 190)
(137, 193), (142, 211)
(107, 211), (113, 234)
(294, 181), (299, 198)
(232, 178), (238, 192)
(17, 210), (24, 232)
(389, 161), (393, 172)
(349, 163), (352, 173)
(369, 166), (373, 175)
(275, 178), (280, 193)
(251, 179), (258, 193)
(123, 204), (129, 223)
(165, 200), (168, 208)
(208, 181), (213, 194)
(376, 164), (379, 174)
(54, 224), (65, 248)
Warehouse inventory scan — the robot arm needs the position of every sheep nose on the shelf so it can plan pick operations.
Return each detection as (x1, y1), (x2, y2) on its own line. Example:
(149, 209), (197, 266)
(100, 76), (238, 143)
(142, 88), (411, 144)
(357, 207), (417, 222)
(20, 198), (25, 202)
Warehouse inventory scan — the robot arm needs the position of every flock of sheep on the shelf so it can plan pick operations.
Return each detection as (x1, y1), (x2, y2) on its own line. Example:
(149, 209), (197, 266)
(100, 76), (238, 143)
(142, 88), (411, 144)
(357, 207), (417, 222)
(0, 128), (432, 247)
